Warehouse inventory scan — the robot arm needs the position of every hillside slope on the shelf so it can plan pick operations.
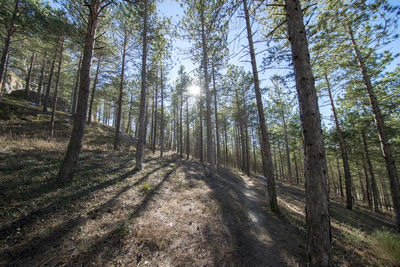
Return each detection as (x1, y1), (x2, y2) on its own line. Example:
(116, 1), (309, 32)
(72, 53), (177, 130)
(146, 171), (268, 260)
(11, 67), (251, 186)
(0, 96), (398, 266)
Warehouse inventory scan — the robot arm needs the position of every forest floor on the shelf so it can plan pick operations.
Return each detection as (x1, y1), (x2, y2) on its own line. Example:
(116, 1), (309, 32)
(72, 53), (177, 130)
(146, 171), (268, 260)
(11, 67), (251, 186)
(0, 94), (399, 266)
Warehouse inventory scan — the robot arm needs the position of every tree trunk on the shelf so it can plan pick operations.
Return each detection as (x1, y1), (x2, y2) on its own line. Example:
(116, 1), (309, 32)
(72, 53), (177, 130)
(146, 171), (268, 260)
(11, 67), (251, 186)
(348, 25), (400, 231)
(0, 53), (11, 101)
(294, 151), (300, 185)
(361, 147), (373, 208)
(71, 54), (82, 117)
(336, 156), (344, 198)
(212, 63), (221, 170)
(126, 95), (133, 134)
(114, 31), (128, 150)
(43, 40), (60, 112)
(356, 162), (366, 203)
(160, 67), (165, 157)
(135, 0), (149, 170)
(281, 110), (292, 182)
(200, 1), (215, 174)
(325, 73), (353, 209)
(284, 0), (331, 265)
(179, 85), (183, 158)
(153, 77), (158, 153)
(50, 38), (64, 138)
(199, 91), (204, 162)
(362, 130), (380, 212)
(243, 0), (278, 213)
(0, 0), (19, 87)
(58, 0), (103, 182)
(186, 94), (190, 159)
(25, 51), (36, 98)
(88, 55), (101, 124)
(35, 51), (46, 105)
(144, 95), (149, 144)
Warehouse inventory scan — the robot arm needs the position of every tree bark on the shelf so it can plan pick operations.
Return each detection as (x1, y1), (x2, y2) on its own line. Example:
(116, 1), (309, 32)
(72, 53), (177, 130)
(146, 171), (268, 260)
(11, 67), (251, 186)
(160, 67), (165, 157)
(50, 38), (64, 138)
(348, 25), (400, 231)
(361, 145), (373, 208)
(179, 84), (183, 157)
(0, 0), (19, 87)
(114, 30), (128, 150)
(336, 156), (344, 198)
(281, 109), (292, 182)
(199, 89), (204, 162)
(35, 51), (46, 105)
(0, 53), (11, 101)
(25, 51), (36, 98)
(212, 63), (221, 170)
(200, 1), (215, 174)
(243, 0), (278, 212)
(135, 0), (149, 170)
(152, 76), (158, 153)
(88, 55), (101, 124)
(58, 0), (103, 182)
(325, 73), (353, 209)
(43, 40), (60, 112)
(362, 130), (380, 212)
(284, 0), (331, 265)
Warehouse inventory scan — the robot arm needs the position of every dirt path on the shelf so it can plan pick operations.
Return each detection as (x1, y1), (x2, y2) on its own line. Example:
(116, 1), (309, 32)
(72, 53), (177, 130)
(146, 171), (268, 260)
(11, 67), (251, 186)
(2, 149), (396, 266)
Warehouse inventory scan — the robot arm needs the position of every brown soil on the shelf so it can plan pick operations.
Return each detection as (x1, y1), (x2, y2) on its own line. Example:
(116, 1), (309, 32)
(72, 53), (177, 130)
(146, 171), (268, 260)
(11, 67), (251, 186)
(1, 96), (397, 266)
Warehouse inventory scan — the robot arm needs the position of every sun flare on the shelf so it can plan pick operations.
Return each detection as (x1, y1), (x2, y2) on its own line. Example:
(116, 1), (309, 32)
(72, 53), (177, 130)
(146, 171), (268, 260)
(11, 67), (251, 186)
(187, 85), (201, 96)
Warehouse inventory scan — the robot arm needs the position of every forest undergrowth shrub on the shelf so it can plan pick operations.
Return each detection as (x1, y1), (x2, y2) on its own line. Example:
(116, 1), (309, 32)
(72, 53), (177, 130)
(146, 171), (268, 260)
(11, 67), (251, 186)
(369, 230), (400, 265)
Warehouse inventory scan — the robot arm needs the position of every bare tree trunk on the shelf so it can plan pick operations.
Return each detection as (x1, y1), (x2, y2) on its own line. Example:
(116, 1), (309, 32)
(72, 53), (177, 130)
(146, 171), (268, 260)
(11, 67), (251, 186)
(354, 164), (364, 203)
(243, 0), (278, 213)
(71, 54), (82, 117)
(281, 110), (292, 182)
(336, 156), (344, 198)
(199, 92), (204, 162)
(160, 68), (165, 157)
(114, 31), (128, 150)
(144, 95), (149, 145)
(186, 95), (190, 159)
(362, 130), (380, 212)
(212, 63), (221, 170)
(58, 0), (105, 182)
(0, 0), (19, 87)
(88, 55), (101, 124)
(0, 53), (10, 101)
(153, 78), (158, 153)
(325, 73), (353, 209)
(126, 95), (133, 134)
(200, 1), (215, 174)
(135, 0), (149, 170)
(179, 85), (183, 158)
(294, 151), (300, 185)
(35, 51), (46, 105)
(50, 38), (64, 138)
(348, 25), (400, 231)
(361, 146), (373, 208)
(43, 40), (60, 112)
(25, 51), (36, 98)
(284, 0), (331, 265)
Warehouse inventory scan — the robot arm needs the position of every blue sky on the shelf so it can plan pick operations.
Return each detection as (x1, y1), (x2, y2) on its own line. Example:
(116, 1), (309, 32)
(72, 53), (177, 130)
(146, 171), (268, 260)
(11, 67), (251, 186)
(48, 0), (399, 125)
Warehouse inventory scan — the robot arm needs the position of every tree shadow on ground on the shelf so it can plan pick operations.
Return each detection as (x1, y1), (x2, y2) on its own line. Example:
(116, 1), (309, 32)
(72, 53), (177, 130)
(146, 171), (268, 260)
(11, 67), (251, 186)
(67, 161), (181, 266)
(0, 155), (180, 265)
(181, 161), (306, 266)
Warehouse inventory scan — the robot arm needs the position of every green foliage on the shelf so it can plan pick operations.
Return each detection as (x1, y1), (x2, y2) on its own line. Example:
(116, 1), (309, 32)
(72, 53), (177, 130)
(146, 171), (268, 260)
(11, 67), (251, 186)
(370, 230), (400, 265)
(140, 183), (151, 193)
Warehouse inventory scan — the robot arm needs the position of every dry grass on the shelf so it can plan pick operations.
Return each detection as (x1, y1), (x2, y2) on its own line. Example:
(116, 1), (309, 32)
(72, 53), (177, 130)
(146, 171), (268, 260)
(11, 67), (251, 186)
(1, 95), (399, 266)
